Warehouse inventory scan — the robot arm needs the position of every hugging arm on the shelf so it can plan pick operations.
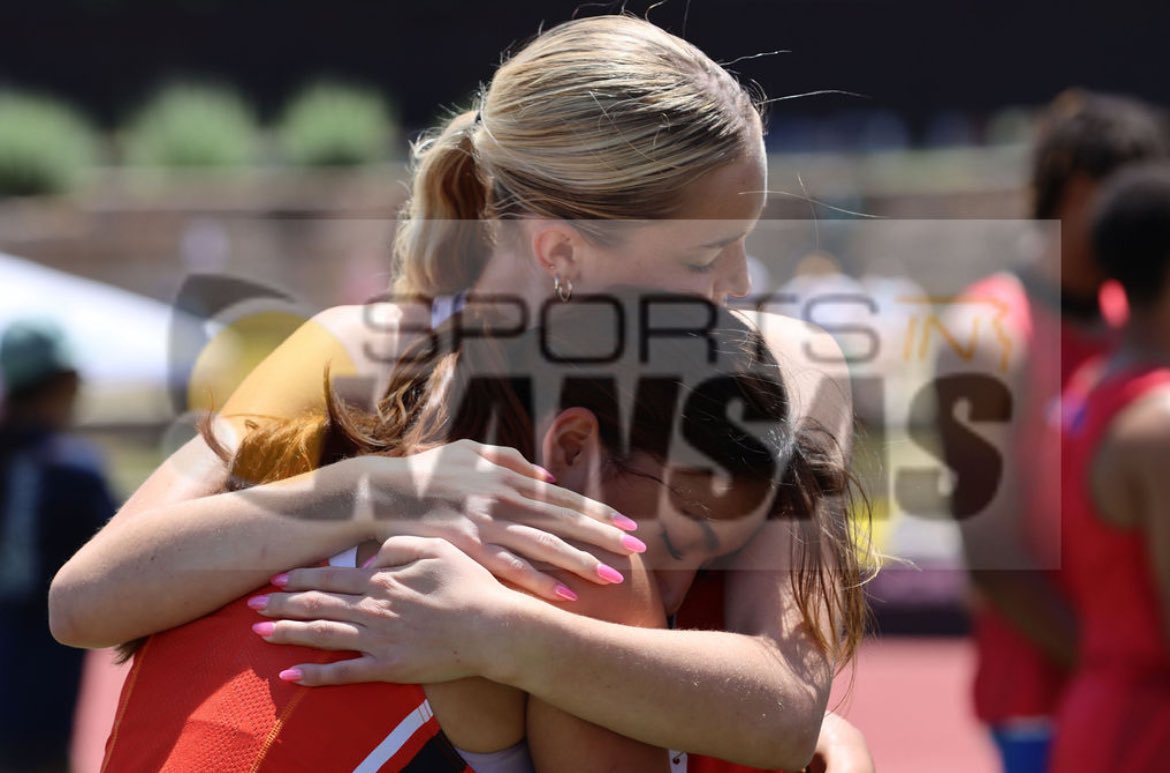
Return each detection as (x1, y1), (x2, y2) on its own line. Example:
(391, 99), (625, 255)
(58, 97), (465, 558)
(49, 306), (636, 649)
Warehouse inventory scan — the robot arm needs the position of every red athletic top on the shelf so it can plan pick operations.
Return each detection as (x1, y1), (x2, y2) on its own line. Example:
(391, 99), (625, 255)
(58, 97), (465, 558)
(101, 578), (472, 773)
(1048, 363), (1170, 772)
(962, 273), (1124, 723)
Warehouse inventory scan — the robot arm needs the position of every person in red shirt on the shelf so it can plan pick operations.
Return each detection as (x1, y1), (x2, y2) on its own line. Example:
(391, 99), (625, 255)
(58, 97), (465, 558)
(937, 91), (1167, 772)
(1048, 162), (1170, 771)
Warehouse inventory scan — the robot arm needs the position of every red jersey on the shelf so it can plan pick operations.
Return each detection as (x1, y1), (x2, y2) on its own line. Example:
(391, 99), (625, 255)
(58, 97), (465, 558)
(1048, 364), (1170, 772)
(961, 272), (1124, 723)
(101, 578), (471, 773)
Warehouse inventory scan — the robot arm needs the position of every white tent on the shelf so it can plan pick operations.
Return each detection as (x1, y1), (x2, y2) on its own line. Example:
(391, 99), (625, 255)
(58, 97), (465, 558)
(0, 252), (205, 422)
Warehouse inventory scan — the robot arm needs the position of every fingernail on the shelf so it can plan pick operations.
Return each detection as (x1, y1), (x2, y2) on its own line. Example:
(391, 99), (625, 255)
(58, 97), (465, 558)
(247, 595), (269, 611)
(613, 514), (638, 531)
(597, 564), (625, 584)
(252, 621), (275, 637)
(270, 573), (289, 588)
(621, 534), (647, 554)
(536, 466), (557, 483)
(279, 668), (303, 683)
(554, 584), (578, 602)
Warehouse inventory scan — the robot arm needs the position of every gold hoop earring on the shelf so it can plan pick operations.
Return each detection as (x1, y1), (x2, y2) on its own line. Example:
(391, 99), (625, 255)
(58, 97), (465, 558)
(553, 275), (573, 302)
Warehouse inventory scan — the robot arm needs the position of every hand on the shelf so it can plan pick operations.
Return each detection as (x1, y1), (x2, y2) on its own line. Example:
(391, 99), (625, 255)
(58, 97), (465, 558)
(251, 536), (540, 686)
(360, 439), (644, 600)
(806, 712), (874, 773)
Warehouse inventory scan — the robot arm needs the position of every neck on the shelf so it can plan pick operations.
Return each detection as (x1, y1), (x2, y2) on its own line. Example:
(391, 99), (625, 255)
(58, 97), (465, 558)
(1119, 304), (1170, 365)
(471, 248), (551, 323)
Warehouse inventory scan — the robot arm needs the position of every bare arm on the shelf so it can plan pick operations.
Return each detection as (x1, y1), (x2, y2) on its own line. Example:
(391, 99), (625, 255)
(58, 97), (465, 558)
(1095, 389), (1170, 648)
(50, 306), (374, 647)
(935, 298), (1077, 668)
(526, 556), (670, 772)
(50, 306), (635, 648)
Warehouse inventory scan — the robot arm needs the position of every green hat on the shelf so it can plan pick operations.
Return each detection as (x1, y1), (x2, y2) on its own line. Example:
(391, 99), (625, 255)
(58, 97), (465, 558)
(0, 318), (78, 394)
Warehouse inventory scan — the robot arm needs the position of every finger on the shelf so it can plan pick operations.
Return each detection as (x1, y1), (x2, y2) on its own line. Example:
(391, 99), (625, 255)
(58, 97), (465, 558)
(275, 565), (370, 594)
(255, 618), (365, 651)
(364, 535), (454, 570)
(279, 655), (387, 687)
(477, 544), (580, 602)
(251, 590), (364, 623)
(496, 523), (635, 585)
(494, 489), (643, 553)
(506, 474), (638, 531)
(468, 441), (557, 483)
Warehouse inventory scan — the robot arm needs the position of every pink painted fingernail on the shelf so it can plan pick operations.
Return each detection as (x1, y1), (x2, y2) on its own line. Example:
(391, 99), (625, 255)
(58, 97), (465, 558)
(270, 573), (289, 588)
(597, 564), (625, 584)
(612, 514), (638, 531)
(247, 595), (269, 611)
(252, 621), (275, 637)
(279, 668), (303, 683)
(621, 534), (647, 554)
(536, 466), (557, 483)
(554, 584), (578, 602)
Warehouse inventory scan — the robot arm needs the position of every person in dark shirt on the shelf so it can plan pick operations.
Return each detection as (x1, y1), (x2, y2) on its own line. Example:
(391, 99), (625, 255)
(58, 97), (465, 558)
(0, 319), (115, 772)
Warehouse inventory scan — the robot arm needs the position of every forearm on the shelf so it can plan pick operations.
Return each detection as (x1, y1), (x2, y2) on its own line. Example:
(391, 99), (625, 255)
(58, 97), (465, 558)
(50, 457), (374, 648)
(485, 598), (824, 771)
(968, 569), (1077, 669)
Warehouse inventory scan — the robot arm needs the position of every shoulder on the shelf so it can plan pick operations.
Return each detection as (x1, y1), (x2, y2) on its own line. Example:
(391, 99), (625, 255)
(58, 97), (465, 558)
(735, 310), (853, 452)
(213, 301), (432, 436)
(1103, 382), (1170, 460)
(937, 272), (1030, 379)
(1094, 381), (1170, 524)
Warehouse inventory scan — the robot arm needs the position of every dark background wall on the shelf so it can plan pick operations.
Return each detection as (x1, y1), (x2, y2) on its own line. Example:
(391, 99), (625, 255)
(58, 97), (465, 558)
(2, 0), (1167, 135)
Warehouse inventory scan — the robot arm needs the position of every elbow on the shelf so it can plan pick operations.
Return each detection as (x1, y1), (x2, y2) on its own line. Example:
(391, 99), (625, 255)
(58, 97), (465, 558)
(752, 680), (829, 771)
(49, 566), (112, 649)
(756, 711), (821, 772)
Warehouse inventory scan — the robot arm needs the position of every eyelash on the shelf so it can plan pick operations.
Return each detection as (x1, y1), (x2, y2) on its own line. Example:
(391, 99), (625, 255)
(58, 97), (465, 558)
(660, 528), (684, 560)
(687, 259), (718, 274)
(688, 247), (727, 274)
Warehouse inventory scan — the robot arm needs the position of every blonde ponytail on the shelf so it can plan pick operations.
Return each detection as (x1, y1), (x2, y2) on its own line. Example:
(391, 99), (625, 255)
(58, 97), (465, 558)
(392, 109), (492, 296)
(390, 16), (764, 297)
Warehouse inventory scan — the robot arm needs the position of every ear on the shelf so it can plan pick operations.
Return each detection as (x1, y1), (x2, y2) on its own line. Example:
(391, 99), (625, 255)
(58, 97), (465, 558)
(529, 220), (586, 287)
(540, 407), (604, 494)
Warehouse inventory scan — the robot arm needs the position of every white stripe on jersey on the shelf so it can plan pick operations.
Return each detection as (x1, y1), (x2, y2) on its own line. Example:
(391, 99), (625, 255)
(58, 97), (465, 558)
(352, 699), (435, 773)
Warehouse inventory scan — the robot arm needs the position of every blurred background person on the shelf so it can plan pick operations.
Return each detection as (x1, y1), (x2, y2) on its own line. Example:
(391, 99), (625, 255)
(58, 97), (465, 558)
(0, 320), (115, 773)
(936, 90), (1167, 772)
(1049, 162), (1170, 772)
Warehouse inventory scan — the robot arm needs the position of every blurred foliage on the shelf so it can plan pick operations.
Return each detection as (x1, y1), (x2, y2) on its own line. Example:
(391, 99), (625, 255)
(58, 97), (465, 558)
(278, 81), (396, 166)
(125, 83), (258, 167)
(0, 91), (96, 196)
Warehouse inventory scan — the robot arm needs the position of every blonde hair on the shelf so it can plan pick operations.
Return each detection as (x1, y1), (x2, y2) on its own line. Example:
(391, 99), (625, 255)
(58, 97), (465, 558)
(392, 15), (763, 296)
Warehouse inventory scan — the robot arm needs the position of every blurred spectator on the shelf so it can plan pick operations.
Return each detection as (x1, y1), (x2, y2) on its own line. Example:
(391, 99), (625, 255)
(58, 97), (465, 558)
(0, 320), (115, 772)
(937, 90), (1167, 773)
(1048, 162), (1170, 771)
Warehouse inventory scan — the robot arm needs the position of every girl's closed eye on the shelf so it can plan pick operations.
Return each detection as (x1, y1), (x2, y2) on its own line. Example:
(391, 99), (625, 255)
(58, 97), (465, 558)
(659, 528), (685, 561)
